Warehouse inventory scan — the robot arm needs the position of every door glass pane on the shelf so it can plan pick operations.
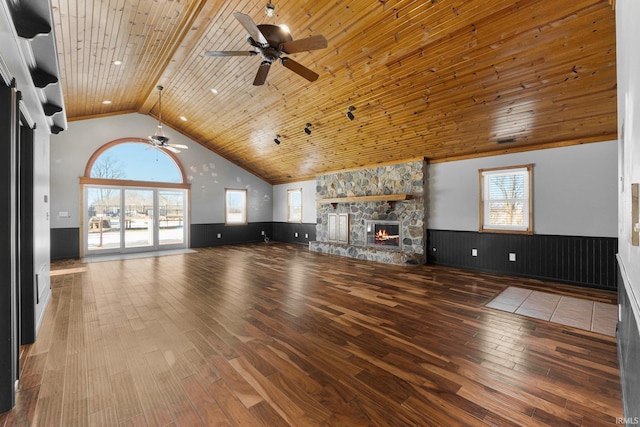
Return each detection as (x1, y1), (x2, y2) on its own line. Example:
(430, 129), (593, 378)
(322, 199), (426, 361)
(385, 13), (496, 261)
(87, 187), (121, 251)
(158, 190), (185, 245)
(124, 189), (154, 248)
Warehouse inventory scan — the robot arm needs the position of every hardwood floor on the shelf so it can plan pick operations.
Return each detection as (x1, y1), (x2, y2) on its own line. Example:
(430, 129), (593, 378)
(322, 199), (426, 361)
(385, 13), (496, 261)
(1, 243), (622, 426)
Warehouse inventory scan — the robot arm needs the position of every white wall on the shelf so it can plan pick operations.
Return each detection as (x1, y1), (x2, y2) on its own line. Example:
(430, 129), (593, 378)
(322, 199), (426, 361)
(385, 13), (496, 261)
(50, 113), (273, 227)
(50, 114), (619, 239)
(273, 179), (317, 223)
(427, 141), (618, 237)
(617, 0), (640, 318)
(33, 129), (51, 330)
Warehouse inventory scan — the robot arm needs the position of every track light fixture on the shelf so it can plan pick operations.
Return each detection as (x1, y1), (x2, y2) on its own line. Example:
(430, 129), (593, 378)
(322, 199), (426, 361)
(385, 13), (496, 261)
(346, 105), (356, 120)
(274, 134), (281, 145)
(304, 123), (312, 135)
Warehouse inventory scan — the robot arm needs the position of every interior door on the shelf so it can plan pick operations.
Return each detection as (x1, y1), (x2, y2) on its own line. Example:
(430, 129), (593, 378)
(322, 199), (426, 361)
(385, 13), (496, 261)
(0, 81), (18, 412)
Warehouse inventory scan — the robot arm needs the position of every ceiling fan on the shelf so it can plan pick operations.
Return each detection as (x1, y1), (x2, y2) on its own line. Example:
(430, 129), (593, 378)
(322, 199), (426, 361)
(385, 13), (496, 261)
(148, 85), (188, 153)
(204, 12), (327, 86)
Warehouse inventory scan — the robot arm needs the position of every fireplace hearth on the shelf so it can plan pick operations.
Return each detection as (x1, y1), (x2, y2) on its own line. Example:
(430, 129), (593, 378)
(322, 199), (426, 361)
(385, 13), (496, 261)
(366, 220), (402, 249)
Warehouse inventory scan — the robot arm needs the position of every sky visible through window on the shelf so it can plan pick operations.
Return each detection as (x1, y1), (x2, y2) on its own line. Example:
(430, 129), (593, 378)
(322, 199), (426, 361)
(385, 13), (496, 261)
(91, 142), (182, 183)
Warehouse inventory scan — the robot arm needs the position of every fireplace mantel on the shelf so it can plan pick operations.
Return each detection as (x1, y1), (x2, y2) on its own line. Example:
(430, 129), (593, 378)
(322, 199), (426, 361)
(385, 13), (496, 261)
(318, 194), (412, 209)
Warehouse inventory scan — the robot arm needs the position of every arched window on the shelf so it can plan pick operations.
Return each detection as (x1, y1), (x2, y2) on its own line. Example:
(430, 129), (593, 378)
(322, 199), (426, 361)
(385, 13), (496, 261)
(81, 138), (189, 256)
(84, 138), (186, 184)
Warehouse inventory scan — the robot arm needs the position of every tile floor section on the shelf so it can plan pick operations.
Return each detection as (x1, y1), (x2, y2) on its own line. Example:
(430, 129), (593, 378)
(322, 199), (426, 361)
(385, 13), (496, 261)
(486, 286), (618, 337)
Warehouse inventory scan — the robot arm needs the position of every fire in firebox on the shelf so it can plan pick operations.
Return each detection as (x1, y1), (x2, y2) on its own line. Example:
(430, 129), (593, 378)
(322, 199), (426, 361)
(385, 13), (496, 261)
(366, 221), (401, 248)
(375, 228), (399, 245)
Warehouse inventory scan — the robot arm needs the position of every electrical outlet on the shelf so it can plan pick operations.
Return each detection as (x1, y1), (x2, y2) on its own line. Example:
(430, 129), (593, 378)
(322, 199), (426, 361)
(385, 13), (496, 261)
(294, 232), (298, 237)
(217, 233), (221, 239)
(471, 248), (478, 257)
(509, 253), (516, 262)
(305, 233), (309, 238)
(261, 230), (265, 235)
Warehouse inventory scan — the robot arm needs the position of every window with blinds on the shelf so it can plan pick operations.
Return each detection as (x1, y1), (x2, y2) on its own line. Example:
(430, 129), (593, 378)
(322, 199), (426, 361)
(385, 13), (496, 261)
(479, 164), (533, 233)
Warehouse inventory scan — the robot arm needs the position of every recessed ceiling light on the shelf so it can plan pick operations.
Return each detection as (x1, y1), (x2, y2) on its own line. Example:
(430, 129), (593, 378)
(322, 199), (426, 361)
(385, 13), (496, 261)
(179, 116), (187, 122)
(210, 88), (218, 95)
(102, 100), (112, 105)
(112, 60), (122, 65)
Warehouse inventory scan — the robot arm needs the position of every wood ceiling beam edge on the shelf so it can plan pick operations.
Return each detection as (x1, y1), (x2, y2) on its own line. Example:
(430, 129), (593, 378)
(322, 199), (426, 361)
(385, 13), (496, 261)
(137, 0), (214, 115)
(66, 109), (140, 123)
(314, 156), (428, 176)
(427, 133), (617, 164)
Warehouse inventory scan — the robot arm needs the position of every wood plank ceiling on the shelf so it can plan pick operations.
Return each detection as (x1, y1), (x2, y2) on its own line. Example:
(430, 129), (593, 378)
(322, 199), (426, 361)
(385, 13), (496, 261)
(51, 0), (617, 184)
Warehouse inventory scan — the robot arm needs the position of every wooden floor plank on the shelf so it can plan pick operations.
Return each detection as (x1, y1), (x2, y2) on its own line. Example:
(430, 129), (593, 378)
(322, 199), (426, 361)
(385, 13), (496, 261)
(2, 243), (624, 426)
(180, 375), (230, 426)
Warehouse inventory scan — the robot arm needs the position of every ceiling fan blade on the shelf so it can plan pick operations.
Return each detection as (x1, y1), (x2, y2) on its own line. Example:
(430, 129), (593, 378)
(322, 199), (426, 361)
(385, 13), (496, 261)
(253, 62), (271, 86)
(281, 57), (319, 82)
(233, 12), (268, 46)
(280, 35), (328, 54)
(170, 143), (189, 149)
(204, 50), (257, 57)
(163, 145), (181, 154)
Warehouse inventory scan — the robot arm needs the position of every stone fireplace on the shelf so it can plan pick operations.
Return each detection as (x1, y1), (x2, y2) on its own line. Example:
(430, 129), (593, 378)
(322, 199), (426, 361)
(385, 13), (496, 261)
(309, 159), (426, 265)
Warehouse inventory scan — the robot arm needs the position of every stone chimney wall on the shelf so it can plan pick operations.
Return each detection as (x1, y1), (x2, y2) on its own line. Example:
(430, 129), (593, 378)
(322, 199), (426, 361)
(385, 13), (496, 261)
(310, 160), (427, 265)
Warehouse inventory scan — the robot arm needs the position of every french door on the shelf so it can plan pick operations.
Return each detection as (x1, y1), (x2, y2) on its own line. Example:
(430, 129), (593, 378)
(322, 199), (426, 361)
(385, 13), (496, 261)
(84, 185), (187, 255)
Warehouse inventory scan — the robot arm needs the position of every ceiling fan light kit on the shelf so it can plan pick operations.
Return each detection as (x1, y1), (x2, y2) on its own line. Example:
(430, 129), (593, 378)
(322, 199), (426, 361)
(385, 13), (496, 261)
(204, 10), (327, 86)
(265, 3), (275, 17)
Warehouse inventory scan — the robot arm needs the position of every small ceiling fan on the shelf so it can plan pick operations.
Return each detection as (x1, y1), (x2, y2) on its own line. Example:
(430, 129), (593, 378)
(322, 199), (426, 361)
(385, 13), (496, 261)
(148, 85), (188, 153)
(204, 12), (327, 86)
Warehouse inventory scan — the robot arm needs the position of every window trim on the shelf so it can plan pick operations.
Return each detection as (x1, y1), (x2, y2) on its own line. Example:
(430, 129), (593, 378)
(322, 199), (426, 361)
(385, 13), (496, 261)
(225, 188), (248, 225)
(478, 163), (533, 235)
(287, 188), (302, 223)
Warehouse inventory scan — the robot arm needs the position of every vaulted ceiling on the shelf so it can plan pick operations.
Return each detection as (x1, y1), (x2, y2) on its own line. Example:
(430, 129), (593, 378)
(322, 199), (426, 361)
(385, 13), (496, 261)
(51, 0), (617, 184)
